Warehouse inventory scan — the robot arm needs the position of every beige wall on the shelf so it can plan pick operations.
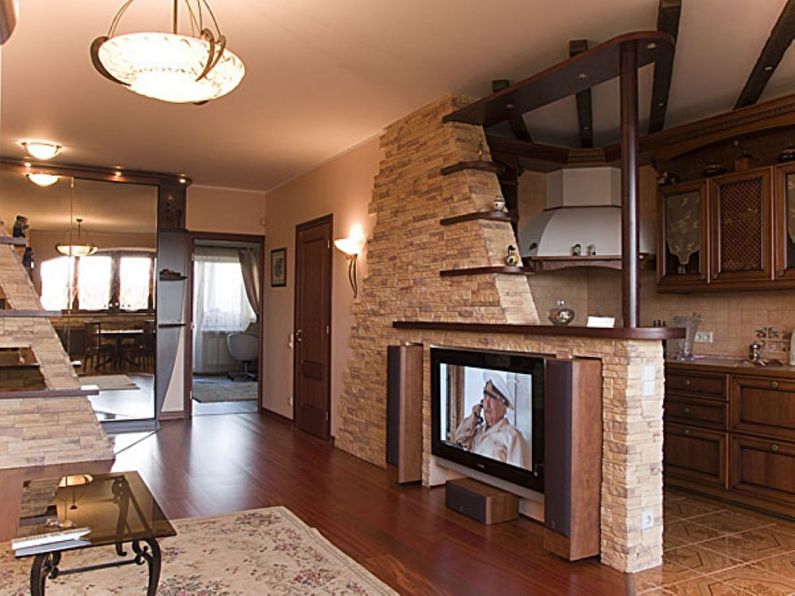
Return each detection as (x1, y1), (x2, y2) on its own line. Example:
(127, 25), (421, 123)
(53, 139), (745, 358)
(187, 185), (267, 236)
(263, 138), (381, 432)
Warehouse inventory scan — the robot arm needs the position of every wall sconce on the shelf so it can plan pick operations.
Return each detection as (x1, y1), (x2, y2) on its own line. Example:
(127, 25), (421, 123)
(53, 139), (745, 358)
(334, 224), (366, 298)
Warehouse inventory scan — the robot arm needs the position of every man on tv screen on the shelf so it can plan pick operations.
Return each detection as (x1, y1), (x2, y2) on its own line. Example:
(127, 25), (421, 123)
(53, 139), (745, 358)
(453, 373), (531, 468)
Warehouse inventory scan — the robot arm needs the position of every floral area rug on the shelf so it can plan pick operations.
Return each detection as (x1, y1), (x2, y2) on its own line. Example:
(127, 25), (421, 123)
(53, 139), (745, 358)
(0, 507), (396, 595)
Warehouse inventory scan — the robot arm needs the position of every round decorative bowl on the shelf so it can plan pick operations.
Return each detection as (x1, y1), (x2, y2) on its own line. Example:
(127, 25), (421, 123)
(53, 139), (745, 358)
(547, 299), (575, 326)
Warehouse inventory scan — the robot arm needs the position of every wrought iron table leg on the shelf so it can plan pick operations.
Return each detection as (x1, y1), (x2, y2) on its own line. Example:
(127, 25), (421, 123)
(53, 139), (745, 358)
(29, 552), (60, 596)
(133, 538), (162, 596)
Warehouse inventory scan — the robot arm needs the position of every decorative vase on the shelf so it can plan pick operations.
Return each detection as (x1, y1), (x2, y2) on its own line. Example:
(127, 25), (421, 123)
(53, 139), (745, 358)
(548, 299), (575, 326)
(672, 313), (702, 361)
(493, 198), (506, 212)
(505, 245), (520, 267)
(703, 162), (725, 178)
(779, 145), (795, 163)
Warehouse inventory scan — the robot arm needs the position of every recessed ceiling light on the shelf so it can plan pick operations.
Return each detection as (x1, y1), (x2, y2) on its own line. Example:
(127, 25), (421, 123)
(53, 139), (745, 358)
(26, 173), (60, 187)
(764, 65), (774, 71)
(20, 141), (62, 160)
(23, 161), (31, 168)
(114, 170), (123, 177)
(577, 73), (589, 80)
(646, 42), (657, 50)
(179, 176), (187, 184)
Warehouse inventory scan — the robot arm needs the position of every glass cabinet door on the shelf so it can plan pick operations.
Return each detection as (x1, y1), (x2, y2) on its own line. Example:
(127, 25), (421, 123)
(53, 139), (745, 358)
(775, 164), (795, 281)
(709, 167), (772, 284)
(658, 181), (708, 288)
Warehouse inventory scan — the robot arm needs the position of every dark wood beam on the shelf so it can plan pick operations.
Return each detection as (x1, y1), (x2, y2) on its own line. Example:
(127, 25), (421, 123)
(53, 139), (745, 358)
(486, 135), (569, 164)
(648, 0), (682, 133)
(735, 0), (795, 109)
(491, 79), (533, 141)
(569, 40), (594, 148)
(445, 31), (674, 127)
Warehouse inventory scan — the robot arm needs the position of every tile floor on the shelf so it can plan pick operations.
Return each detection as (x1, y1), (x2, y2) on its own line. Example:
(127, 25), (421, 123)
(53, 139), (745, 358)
(632, 490), (795, 595)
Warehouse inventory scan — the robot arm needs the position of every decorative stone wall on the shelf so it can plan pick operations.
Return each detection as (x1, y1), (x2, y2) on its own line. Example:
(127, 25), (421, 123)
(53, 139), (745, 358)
(337, 95), (665, 573)
(0, 245), (114, 469)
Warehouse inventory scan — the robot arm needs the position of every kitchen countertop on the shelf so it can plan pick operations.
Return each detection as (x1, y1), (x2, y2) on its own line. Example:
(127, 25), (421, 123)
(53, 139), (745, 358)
(666, 356), (795, 379)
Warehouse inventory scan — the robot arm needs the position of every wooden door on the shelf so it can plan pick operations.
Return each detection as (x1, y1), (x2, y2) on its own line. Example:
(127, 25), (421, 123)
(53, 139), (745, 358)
(708, 167), (773, 285)
(293, 215), (332, 440)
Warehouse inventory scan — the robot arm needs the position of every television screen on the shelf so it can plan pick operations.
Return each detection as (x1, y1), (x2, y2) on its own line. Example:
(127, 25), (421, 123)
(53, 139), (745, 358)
(431, 348), (545, 491)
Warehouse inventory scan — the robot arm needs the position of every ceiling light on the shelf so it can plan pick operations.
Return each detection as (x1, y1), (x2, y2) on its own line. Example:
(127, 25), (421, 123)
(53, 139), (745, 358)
(91, 0), (245, 104)
(21, 141), (61, 160)
(56, 218), (98, 258)
(26, 173), (60, 187)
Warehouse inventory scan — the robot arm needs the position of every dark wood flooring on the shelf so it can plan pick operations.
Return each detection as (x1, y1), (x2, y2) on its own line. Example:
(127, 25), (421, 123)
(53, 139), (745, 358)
(113, 412), (633, 595)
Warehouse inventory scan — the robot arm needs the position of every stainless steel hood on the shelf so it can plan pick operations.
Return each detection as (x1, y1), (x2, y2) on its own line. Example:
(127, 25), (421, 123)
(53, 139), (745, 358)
(518, 166), (654, 258)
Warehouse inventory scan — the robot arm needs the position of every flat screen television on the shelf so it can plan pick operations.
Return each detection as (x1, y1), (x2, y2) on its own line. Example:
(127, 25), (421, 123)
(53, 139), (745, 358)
(431, 347), (545, 492)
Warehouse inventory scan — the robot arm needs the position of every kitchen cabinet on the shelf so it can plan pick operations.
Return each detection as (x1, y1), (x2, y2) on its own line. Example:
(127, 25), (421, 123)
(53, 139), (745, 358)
(664, 362), (795, 518)
(658, 181), (708, 289)
(774, 162), (795, 282)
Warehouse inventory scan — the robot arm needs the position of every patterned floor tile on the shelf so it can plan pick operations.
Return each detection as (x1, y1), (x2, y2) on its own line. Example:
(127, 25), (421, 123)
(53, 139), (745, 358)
(687, 510), (774, 536)
(712, 563), (795, 595)
(750, 551), (795, 584)
(665, 499), (727, 521)
(662, 573), (751, 595)
(699, 528), (795, 563)
(665, 544), (745, 575)
(631, 559), (700, 592)
(664, 520), (727, 550)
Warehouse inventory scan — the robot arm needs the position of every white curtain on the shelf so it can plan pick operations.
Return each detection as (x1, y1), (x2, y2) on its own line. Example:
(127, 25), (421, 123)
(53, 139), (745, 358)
(193, 247), (256, 374)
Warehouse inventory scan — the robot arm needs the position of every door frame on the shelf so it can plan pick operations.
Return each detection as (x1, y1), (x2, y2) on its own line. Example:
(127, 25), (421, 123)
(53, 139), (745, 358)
(184, 231), (265, 417)
(293, 214), (333, 439)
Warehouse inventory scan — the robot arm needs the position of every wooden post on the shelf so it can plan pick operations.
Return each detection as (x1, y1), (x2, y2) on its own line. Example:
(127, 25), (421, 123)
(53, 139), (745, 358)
(620, 42), (640, 328)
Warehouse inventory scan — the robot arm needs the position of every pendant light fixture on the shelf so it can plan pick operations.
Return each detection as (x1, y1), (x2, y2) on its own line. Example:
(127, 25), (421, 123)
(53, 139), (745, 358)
(91, 0), (245, 104)
(26, 173), (60, 187)
(56, 218), (98, 258)
(20, 141), (62, 160)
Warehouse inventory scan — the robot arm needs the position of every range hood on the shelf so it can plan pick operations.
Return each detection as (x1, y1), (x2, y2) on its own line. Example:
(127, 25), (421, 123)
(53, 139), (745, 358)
(518, 166), (654, 259)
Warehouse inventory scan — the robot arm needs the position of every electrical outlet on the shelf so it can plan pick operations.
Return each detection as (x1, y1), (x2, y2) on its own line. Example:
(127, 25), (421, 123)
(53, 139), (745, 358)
(695, 331), (713, 343)
(641, 509), (655, 530)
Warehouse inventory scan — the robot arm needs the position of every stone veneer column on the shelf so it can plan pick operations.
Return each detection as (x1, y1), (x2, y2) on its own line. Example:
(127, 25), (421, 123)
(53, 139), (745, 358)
(337, 95), (539, 465)
(337, 95), (664, 573)
(0, 245), (114, 469)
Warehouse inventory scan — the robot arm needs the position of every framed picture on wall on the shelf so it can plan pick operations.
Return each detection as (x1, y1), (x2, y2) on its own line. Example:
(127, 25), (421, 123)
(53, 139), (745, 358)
(271, 247), (287, 287)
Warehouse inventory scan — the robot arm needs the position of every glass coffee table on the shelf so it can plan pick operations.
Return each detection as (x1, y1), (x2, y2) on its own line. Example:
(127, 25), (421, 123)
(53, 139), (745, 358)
(14, 471), (175, 596)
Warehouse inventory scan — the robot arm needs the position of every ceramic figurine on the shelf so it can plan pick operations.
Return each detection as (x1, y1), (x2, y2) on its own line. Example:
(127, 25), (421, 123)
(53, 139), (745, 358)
(779, 144), (795, 163)
(656, 171), (679, 186)
(587, 244), (597, 256)
(493, 197), (506, 212)
(703, 161), (725, 178)
(505, 245), (520, 267)
(571, 243), (582, 256)
(12, 215), (28, 238)
(548, 299), (575, 326)
(22, 247), (34, 273)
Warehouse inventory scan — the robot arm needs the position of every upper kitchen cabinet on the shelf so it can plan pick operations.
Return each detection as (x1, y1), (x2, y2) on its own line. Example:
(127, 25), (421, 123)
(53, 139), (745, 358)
(658, 181), (709, 290)
(775, 163), (795, 283)
(708, 167), (773, 286)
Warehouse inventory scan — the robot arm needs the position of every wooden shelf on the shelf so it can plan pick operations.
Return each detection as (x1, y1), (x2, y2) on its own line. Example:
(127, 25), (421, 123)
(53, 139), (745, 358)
(0, 236), (26, 247)
(159, 273), (187, 281)
(393, 320), (685, 340)
(439, 211), (516, 226)
(524, 254), (655, 272)
(0, 310), (59, 318)
(158, 322), (186, 329)
(439, 266), (529, 277)
(0, 388), (99, 399)
(440, 160), (505, 176)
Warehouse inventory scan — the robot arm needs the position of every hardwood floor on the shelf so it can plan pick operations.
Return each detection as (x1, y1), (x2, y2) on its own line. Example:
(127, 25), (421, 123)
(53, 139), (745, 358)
(113, 412), (629, 594)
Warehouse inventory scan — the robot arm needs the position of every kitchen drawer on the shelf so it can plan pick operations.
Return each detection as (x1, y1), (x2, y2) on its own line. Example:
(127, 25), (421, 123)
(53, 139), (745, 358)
(664, 424), (727, 487)
(665, 370), (727, 400)
(664, 396), (727, 430)
(731, 435), (795, 505)
(730, 376), (795, 442)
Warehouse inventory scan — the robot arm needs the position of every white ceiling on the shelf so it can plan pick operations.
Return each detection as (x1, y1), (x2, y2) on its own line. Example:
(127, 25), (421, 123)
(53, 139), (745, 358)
(1, 0), (793, 191)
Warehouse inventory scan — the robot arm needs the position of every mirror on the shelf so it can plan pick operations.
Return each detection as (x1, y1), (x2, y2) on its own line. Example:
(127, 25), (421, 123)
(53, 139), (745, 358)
(0, 169), (158, 422)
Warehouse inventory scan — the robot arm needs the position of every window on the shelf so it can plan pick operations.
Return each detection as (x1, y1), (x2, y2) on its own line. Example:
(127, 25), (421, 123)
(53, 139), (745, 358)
(39, 252), (155, 312)
(194, 259), (255, 332)
(78, 256), (112, 311)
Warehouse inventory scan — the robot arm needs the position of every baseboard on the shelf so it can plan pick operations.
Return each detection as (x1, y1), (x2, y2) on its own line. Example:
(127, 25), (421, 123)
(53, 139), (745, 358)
(159, 410), (185, 421)
(261, 407), (292, 425)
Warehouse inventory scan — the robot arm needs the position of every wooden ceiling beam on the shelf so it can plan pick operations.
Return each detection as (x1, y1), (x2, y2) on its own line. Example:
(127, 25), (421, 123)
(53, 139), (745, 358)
(735, 0), (795, 109)
(491, 79), (533, 142)
(445, 32), (674, 128)
(486, 135), (569, 165)
(648, 0), (682, 133)
(569, 39), (594, 148)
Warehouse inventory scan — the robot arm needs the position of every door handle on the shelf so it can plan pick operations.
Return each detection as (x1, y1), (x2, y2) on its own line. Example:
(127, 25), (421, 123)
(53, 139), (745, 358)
(295, 329), (303, 343)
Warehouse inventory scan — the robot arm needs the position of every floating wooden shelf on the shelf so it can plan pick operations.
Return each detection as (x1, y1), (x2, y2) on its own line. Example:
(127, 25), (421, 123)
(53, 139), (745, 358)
(0, 310), (60, 318)
(159, 273), (187, 281)
(524, 254), (655, 272)
(0, 363), (40, 370)
(440, 160), (505, 176)
(439, 266), (529, 277)
(0, 236), (26, 247)
(439, 211), (517, 226)
(393, 320), (685, 340)
(158, 322), (186, 328)
(0, 388), (99, 399)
